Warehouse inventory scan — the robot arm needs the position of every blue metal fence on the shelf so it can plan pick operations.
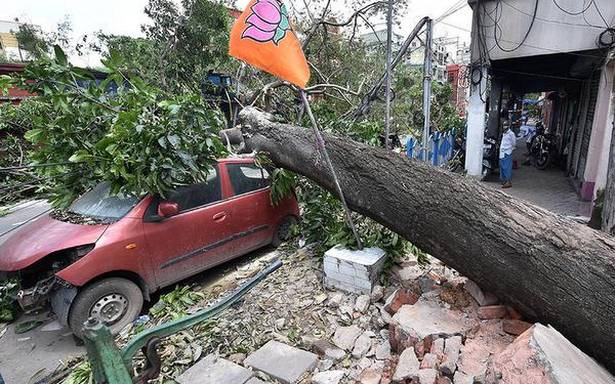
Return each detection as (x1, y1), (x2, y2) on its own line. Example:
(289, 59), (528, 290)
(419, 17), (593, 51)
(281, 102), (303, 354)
(405, 129), (456, 166)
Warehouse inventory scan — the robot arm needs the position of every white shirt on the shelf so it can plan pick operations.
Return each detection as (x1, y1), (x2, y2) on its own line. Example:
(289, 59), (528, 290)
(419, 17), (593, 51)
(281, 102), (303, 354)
(499, 129), (517, 159)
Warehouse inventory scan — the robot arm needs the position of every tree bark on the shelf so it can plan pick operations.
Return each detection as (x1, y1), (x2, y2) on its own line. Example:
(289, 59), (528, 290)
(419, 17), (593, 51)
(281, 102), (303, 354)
(235, 107), (615, 372)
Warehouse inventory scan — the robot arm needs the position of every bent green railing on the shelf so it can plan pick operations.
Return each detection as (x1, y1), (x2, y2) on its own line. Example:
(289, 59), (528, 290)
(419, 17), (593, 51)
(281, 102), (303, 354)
(83, 259), (283, 384)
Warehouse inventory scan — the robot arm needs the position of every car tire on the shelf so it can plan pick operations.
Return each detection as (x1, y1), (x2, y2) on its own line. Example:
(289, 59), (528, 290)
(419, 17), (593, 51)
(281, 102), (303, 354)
(68, 277), (143, 339)
(272, 216), (297, 247)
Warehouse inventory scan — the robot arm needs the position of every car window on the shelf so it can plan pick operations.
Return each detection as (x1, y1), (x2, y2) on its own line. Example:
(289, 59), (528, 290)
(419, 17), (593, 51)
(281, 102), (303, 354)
(227, 163), (270, 196)
(167, 168), (221, 212)
(69, 182), (140, 220)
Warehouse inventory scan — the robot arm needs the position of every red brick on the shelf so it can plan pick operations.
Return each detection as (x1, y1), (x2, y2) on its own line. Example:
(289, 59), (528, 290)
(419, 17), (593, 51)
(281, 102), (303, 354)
(415, 340), (426, 359)
(384, 288), (420, 315)
(502, 319), (533, 336)
(477, 305), (507, 320)
(506, 306), (523, 320)
(388, 323), (419, 353)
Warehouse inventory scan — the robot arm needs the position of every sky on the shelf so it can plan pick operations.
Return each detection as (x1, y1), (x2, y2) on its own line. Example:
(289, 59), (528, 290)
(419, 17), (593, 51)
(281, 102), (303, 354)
(1, 0), (473, 66)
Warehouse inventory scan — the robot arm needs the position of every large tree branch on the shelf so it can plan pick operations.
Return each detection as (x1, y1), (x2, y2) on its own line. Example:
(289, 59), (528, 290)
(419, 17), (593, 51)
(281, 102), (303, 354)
(232, 107), (615, 373)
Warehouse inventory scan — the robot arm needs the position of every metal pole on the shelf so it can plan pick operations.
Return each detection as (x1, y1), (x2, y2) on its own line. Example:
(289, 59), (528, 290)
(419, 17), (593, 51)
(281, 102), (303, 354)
(384, 0), (394, 150)
(422, 18), (433, 161)
(352, 17), (429, 120)
(300, 90), (363, 250)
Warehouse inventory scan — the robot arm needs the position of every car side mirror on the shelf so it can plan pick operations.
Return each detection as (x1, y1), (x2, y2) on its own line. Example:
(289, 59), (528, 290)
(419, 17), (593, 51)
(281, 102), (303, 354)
(158, 201), (180, 218)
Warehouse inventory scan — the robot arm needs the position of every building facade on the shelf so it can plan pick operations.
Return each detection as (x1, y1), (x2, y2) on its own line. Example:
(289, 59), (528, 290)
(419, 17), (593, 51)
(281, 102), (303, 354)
(0, 20), (30, 62)
(466, 0), (615, 203)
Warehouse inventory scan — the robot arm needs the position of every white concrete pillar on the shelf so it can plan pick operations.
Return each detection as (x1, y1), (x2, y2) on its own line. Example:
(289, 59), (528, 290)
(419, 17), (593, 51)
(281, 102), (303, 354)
(465, 67), (488, 177)
(596, 62), (615, 194)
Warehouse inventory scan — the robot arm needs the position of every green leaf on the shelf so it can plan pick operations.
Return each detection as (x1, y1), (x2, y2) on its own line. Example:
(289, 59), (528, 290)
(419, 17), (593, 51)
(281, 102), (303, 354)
(68, 150), (89, 163)
(53, 45), (68, 66)
(273, 28), (286, 45)
(24, 129), (44, 143)
(279, 15), (290, 31)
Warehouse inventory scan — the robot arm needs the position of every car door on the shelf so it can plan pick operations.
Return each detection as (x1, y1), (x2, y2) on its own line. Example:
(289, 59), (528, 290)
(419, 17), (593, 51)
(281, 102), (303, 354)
(142, 167), (237, 288)
(223, 162), (274, 255)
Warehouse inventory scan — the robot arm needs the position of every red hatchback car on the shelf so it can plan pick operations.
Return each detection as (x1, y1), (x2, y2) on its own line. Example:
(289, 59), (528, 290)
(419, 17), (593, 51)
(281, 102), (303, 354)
(0, 158), (299, 336)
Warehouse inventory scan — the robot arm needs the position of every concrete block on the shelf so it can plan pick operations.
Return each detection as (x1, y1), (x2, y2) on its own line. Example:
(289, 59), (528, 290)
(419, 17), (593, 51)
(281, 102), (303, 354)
(325, 245), (386, 266)
(323, 246), (389, 295)
(485, 324), (615, 383)
(311, 370), (345, 384)
(325, 277), (369, 295)
(244, 340), (318, 384)
(176, 354), (253, 384)
(393, 347), (420, 382)
(392, 302), (474, 340)
(332, 325), (362, 351)
(440, 336), (462, 376)
(338, 262), (356, 276)
(326, 270), (355, 284)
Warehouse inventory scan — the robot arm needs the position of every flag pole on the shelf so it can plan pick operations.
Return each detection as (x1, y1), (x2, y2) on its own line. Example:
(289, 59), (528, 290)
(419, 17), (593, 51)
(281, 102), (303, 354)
(299, 90), (363, 250)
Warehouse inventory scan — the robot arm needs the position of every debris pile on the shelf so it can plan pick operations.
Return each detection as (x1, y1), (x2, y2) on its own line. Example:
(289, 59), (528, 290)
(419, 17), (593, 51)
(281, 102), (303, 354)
(160, 246), (614, 384)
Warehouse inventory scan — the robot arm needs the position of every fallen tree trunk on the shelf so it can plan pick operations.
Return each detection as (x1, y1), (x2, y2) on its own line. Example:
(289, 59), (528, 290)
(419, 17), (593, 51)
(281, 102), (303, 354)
(235, 107), (615, 372)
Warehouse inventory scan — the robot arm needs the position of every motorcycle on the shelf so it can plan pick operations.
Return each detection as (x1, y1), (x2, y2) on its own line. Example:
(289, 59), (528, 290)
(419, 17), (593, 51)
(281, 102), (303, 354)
(526, 121), (544, 153)
(482, 136), (498, 180)
(530, 128), (556, 170)
(448, 134), (466, 173)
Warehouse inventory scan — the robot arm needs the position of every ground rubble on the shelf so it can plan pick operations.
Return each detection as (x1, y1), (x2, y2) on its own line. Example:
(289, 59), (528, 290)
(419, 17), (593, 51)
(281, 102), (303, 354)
(156, 246), (613, 384)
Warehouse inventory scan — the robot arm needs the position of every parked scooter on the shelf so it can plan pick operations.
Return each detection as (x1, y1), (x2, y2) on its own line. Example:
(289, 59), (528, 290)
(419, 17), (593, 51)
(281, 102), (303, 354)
(482, 136), (498, 180)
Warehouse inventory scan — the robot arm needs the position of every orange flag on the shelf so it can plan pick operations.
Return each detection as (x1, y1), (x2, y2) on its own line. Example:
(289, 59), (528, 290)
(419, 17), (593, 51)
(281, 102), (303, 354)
(229, 0), (310, 89)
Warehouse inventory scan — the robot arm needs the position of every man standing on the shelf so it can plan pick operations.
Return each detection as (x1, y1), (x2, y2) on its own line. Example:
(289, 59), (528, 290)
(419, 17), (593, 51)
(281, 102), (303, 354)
(499, 122), (516, 188)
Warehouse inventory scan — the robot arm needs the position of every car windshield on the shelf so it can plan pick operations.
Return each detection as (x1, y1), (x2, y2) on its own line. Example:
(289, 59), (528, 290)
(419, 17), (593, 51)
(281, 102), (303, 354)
(69, 182), (140, 220)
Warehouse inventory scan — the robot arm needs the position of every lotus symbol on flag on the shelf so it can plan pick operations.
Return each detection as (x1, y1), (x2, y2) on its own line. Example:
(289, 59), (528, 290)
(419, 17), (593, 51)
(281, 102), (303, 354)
(242, 0), (291, 45)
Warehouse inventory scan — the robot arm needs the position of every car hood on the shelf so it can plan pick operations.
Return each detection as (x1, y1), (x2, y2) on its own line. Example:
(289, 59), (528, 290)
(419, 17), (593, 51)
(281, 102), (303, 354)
(0, 214), (109, 272)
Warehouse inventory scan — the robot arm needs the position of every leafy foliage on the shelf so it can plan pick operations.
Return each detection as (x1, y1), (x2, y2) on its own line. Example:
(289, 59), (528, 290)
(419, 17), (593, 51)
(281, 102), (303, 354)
(4, 46), (227, 207)
(149, 285), (205, 321)
(12, 18), (75, 60)
(0, 99), (52, 205)
(95, 0), (232, 93)
(0, 278), (19, 322)
(297, 179), (410, 259)
(62, 361), (92, 384)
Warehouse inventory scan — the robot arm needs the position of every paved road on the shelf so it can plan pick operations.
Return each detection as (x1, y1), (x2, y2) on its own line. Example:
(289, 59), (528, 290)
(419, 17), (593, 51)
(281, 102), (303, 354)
(484, 137), (592, 218)
(0, 314), (85, 384)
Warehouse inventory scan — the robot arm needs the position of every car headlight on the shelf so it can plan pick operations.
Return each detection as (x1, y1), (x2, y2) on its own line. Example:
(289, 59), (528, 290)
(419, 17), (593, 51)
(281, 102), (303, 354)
(74, 244), (95, 259)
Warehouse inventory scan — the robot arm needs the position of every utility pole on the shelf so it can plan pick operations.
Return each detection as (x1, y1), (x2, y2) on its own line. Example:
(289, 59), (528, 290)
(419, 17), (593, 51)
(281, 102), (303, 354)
(384, 0), (394, 150)
(422, 18), (433, 161)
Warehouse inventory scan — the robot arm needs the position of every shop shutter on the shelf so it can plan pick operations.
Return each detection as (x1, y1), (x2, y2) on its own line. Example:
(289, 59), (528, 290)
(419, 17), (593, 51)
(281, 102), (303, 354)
(577, 70), (601, 180)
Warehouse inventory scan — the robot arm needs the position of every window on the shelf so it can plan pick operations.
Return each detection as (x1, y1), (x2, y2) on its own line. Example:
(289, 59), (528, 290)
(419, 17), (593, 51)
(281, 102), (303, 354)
(227, 163), (270, 196)
(69, 182), (140, 220)
(166, 167), (221, 212)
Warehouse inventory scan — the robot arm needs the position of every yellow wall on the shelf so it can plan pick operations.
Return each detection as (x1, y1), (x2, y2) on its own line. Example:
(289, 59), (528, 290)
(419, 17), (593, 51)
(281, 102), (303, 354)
(0, 32), (19, 49)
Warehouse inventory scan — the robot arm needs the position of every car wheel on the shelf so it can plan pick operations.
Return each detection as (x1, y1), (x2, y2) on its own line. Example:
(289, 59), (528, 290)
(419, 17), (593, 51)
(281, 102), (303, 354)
(68, 277), (143, 339)
(272, 216), (297, 247)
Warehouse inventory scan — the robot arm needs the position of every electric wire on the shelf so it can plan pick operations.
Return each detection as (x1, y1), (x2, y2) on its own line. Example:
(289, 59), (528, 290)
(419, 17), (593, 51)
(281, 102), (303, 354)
(439, 20), (606, 60)
(492, 0), (539, 53)
(502, 0), (603, 29)
(551, 0), (593, 16)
